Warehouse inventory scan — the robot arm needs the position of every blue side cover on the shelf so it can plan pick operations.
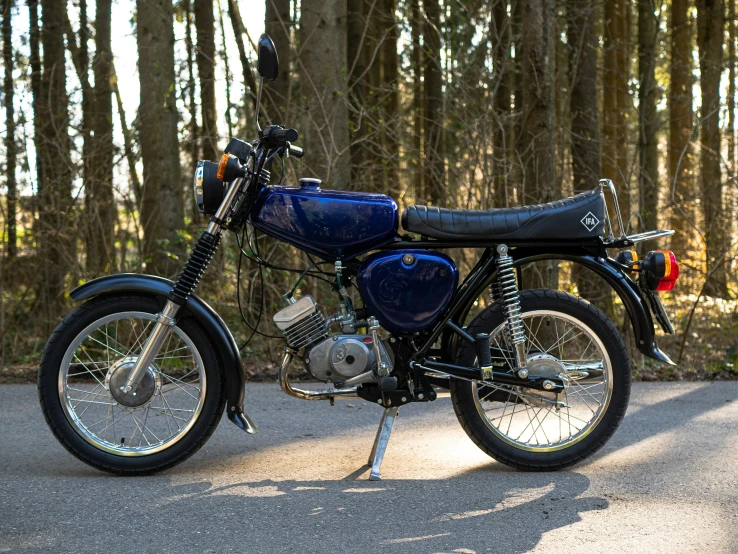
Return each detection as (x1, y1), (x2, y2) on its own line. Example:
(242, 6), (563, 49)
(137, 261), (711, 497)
(250, 185), (399, 259)
(357, 250), (458, 334)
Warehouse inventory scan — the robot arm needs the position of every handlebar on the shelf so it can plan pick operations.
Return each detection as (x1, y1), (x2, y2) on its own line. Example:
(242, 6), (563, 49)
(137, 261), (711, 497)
(288, 144), (304, 158)
(263, 126), (298, 146)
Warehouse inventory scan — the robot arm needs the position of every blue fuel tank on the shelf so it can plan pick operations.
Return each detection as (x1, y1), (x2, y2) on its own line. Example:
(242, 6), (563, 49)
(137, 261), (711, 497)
(357, 250), (458, 334)
(250, 185), (399, 259)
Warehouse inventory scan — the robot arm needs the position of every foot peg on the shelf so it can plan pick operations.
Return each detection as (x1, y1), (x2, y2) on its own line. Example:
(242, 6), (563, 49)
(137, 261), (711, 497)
(368, 406), (399, 481)
(378, 375), (397, 392)
(475, 333), (493, 381)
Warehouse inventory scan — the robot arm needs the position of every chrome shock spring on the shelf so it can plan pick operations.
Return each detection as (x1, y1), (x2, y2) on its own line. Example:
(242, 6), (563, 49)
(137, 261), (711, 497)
(495, 244), (528, 375)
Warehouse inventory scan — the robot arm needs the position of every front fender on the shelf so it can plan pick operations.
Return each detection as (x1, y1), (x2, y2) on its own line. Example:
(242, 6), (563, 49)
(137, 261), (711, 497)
(71, 274), (256, 433)
(447, 251), (675, 366)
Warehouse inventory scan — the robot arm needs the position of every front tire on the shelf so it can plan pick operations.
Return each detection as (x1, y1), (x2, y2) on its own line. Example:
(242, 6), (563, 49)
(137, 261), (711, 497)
(450, 289), (631, 470)
(38, 294), (226, 475)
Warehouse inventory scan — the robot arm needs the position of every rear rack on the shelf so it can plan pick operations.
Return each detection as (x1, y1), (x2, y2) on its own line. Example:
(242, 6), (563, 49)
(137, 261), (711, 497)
(599, 179), (674, 248)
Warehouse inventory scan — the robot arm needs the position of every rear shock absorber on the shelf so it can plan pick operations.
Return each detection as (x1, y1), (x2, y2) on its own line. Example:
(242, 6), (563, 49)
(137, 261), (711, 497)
(495, 244), (528, 377)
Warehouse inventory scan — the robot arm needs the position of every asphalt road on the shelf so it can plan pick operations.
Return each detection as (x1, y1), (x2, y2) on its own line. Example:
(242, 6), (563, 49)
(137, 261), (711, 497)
(1, 382), (737, 553)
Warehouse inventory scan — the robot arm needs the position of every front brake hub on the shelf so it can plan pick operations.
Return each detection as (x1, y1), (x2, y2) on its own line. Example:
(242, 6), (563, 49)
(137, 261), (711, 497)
(106, 356), (161, 408)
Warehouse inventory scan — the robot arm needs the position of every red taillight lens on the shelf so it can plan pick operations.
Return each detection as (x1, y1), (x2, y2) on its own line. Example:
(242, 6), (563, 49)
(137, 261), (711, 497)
(656, 250), (679, 291)
(641, 250), (680, 292)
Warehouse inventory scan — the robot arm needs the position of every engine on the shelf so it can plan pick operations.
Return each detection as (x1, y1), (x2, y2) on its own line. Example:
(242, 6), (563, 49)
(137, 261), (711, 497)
(272, 295), (391, 385)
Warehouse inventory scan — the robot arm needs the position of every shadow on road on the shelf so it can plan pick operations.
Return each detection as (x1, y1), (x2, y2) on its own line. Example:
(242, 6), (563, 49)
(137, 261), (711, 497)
(139, 471), (605, 553)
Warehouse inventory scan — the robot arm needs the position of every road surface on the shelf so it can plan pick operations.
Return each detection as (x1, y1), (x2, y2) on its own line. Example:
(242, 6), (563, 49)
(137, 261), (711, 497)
(1, 382), (737, 553)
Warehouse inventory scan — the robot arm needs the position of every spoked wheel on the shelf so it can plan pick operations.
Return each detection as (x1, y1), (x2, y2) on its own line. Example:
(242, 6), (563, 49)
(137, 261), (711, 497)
(39, 295), (225, 474)
(450, 289), (630, 470)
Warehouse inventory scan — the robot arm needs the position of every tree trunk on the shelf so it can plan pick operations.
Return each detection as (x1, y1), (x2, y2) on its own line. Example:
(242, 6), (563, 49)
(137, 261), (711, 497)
(28, 0), (42, 239)
(218, 0), (234, 138)
(265, 0), (291, 125)
(603, 0), (630, 230)
(299, 0), (351, 185)
(185, 0), (199, 168)
(365, 0), (382, 192)
(519, 0), (557, 203)
(519, 0), (557, 289)
(638, 0), (660, 236)
(508, 0), (524, 200)
(697, 0), (728, 297)
(347, 0), (368, 188)
(111, 60), (142, 207)
(380, 0), (400, 198)
(423, 0), (445, 205)
(38, 0), (74, 320)
(668, 0), (694, 260)
(137, 0), (184, 277)
(85, 0), (115, 276)
(2, 0), (16, 260)
(228, 0), (258, 112)
(195, 0), (218, 162)
(568, 0), (600, 192)
(491, 0), (511, 209)
(410, 0), (423, 203)
(728, 0), (736, 252)
(568, 0), (612, 311)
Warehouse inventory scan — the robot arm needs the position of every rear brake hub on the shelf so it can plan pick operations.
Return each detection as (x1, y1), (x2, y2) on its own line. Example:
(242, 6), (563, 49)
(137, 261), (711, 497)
(517, 354), (567, 407)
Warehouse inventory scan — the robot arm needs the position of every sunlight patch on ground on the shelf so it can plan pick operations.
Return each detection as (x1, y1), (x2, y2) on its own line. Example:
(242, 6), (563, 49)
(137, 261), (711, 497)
(381, 533), (451, 545)
(534, 499), (734, 553)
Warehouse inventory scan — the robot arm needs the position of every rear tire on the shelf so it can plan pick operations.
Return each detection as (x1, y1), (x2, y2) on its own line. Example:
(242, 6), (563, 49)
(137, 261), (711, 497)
(38, 294), (226, 475)
(450, 289), (630, 470)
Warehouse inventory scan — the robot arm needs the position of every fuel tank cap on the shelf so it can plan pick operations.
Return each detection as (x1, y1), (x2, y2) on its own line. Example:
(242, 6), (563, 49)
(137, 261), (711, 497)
(299, 178), (322, 190)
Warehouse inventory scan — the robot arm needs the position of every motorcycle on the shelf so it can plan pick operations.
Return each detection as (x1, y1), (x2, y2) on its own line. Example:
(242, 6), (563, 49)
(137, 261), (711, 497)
(38, 35), (680, 479)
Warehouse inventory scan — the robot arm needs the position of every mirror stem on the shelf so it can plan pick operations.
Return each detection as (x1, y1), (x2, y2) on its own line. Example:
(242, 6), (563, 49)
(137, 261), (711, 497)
(255, 76), (263, 132)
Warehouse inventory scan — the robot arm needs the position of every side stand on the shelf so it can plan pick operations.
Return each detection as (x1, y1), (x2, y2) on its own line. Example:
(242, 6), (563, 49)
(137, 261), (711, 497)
(368, 406), (399, 481)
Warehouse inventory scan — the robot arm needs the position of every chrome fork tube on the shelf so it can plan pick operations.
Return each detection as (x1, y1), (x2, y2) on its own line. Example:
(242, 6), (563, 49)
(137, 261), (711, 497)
(206, 177), (245, 235)
(122, 301), (179, 393)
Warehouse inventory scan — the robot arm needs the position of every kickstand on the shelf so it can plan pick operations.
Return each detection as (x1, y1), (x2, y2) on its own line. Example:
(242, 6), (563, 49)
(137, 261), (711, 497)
(368, 406), (399, 481)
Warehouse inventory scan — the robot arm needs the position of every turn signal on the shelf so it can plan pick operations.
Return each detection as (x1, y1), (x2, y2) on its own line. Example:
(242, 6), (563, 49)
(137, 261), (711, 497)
(641, 250), (680, 292)
(615, 250), (639, 273)
(216, 153), (243, 182)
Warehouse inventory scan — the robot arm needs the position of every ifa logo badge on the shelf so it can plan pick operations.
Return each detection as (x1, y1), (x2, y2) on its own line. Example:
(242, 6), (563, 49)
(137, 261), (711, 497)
(581, 212), (600, 232)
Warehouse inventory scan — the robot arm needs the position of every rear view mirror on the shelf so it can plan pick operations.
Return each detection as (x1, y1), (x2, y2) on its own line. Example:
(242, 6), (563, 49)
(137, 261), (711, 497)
(257, 34), (279, 81)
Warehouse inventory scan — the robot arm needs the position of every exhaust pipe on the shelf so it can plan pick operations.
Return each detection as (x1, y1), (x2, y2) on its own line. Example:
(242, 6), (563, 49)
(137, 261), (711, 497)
(278, 350), (359, 401)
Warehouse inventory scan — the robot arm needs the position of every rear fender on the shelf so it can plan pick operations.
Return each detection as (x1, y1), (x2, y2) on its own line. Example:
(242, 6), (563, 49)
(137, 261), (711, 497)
(446, 251), (675, 366)
(70, 274), (256, 433)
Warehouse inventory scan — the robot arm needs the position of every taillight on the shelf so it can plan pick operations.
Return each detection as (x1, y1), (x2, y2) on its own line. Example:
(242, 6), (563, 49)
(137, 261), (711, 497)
(641, 250), (680, 292)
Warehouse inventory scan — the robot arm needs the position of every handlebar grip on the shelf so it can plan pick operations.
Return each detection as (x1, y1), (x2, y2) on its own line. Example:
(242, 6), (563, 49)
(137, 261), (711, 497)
(270, 127), (298, 144)
(288, 144), (304, 158)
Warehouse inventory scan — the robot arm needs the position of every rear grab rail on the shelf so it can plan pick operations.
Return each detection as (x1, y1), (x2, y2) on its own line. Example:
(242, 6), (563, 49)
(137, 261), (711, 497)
(599, 178), (674, 248)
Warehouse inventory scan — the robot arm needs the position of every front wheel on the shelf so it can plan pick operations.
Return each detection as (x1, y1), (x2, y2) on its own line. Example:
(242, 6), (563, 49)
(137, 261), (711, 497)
(38, 294), (226, 474)
(450, 289), (631, 470)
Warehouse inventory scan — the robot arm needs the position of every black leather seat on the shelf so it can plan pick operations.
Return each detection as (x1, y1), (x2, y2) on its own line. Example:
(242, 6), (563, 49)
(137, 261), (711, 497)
(402, 189), (606, 241)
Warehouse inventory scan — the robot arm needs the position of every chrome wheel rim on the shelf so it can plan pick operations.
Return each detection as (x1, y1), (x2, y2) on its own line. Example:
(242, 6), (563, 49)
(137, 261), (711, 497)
(58, 311), (206, 456)
(472, 310), (613, 452)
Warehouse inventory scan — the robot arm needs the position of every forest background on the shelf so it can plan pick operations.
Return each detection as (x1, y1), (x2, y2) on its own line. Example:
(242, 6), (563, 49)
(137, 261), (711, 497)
(1, 0), (737, 382)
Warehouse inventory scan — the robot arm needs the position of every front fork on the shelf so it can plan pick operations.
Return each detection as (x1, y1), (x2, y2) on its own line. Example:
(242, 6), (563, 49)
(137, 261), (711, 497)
(121, 225), (225, 397)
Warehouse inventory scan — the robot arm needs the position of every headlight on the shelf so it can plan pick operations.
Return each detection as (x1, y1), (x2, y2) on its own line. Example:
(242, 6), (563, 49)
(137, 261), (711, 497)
(193, 160), (225, 215)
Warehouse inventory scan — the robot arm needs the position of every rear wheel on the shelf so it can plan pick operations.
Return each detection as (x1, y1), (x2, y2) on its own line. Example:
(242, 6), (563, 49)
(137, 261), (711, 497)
(450, 289), (630, 470)
(38, 295), (225, 474)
